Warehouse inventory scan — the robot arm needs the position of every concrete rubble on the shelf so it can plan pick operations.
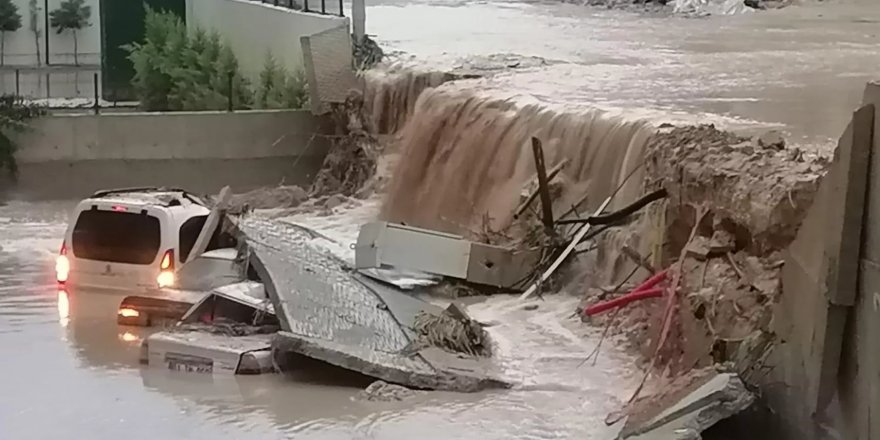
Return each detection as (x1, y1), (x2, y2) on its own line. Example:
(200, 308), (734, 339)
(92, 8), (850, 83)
(356, 380), (424, 402)
(618, 372), (755, 440)
(238, 215), (508, 392)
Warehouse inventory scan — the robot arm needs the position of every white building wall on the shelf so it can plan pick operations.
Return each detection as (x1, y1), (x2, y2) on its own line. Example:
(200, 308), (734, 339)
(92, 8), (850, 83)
(185, 0), (348, 80)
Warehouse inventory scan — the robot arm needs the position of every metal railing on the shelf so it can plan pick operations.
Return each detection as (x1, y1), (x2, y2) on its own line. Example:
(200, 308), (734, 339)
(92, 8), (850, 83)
(0, 67), (126, 114)
(255, 0), (344, 17)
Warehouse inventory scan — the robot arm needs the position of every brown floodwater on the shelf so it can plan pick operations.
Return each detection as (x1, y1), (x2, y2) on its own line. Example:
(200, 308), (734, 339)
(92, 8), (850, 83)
(0, 200), (637, 439)
(3, 0), (880, 437)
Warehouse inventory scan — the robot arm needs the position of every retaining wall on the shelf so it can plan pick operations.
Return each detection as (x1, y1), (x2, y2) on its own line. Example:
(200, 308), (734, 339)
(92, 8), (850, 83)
(3, 109), (334, 200)
(185, 0), (348, 79)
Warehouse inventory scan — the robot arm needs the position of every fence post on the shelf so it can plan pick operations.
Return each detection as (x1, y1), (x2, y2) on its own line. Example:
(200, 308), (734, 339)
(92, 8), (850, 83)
(289, 0), (293, 7)
(321, 0), (326, 14)
(227, 72), (234, 112)
(340, 0), (344, 16)
(304, 0), (309, 12)
(274, 0), (279, 5)
(93, 73), (99, 115)
(14, 69), (19, 96)
(45, 72), (50, 100)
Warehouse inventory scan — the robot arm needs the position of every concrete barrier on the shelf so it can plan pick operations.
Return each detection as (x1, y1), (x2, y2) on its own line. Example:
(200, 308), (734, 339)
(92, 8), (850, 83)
(185, 0), (349, 79)
(2, 110), (334, 200)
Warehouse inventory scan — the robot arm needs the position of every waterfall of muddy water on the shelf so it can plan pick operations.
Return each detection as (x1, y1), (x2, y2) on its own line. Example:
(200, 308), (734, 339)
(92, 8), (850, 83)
(378, 82), (653, 235)
(363, 69), (458, 135)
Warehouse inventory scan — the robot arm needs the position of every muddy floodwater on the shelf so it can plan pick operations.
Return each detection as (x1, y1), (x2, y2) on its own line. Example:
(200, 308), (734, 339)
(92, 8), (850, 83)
(369, 0), (880, 150)
(3, 0), (879, 437)
(0, 200), (637, 439)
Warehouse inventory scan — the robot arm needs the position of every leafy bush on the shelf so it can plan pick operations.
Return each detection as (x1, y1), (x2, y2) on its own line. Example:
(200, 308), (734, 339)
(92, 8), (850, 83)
(255, 51), (309, 110)
(0, 95), (45, 176)
(125, 6), (251, 111)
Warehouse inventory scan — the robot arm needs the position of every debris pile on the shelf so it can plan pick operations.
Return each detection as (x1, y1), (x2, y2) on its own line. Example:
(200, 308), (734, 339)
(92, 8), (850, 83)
(356, 380), (423, 402)
(618, 367), (755, 439)
(412, 305), (491, 357)
(574, 124), (828, 430)
(353, 34), (384, 70)
(227, 185), (309, 213)
(310, 91), (380, 198)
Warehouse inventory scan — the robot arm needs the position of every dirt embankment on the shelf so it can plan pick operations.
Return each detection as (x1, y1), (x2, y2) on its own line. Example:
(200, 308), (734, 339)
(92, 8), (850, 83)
(581, 124), (828, 379)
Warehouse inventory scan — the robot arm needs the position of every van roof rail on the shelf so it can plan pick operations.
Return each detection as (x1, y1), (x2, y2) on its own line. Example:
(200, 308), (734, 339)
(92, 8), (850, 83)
(91, 187), (208, 206)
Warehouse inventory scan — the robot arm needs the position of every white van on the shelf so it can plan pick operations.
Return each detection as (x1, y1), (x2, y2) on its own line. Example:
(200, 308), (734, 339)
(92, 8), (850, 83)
(57, 188), (224, 291)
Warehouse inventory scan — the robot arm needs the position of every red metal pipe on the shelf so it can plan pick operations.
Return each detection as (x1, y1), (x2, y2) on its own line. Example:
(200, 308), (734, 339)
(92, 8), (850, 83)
(632, 270), (668, 293)
(584, 288), (664, 317)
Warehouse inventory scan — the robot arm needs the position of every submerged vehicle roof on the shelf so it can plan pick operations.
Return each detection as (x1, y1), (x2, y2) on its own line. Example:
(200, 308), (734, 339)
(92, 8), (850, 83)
(82, 187), (210, 210)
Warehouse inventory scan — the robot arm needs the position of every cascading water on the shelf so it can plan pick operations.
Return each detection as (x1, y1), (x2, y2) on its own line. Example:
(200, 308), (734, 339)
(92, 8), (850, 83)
(366, 74), (655, 236)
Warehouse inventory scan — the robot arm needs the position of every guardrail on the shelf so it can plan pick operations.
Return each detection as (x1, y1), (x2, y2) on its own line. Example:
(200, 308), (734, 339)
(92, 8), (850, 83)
(253, 0), (344, 17)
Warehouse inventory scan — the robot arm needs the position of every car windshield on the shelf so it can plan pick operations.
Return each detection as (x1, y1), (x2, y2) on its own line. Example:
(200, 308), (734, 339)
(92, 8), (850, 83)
(72, 210), (161, 265)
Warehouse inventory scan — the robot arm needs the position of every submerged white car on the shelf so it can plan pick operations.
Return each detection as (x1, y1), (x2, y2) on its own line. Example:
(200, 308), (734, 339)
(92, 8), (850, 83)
(57, 187), (227, 291)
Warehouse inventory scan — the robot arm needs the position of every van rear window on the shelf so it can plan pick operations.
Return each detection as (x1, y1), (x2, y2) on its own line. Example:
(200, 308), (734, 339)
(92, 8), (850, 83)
(72, 210), (161, 265)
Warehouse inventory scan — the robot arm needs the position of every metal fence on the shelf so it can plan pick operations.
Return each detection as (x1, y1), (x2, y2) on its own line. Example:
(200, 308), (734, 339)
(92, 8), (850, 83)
(0, 66), (126, 113)
(0, 67), (261, 114)
(251, 0), (345, 17)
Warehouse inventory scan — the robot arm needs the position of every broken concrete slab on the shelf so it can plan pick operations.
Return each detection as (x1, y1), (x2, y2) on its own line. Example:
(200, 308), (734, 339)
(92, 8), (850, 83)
(238, 216), (507, 392)
(618, 373), (755, 440)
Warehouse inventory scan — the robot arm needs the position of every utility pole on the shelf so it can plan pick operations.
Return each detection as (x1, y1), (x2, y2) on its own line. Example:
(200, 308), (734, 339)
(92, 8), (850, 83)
(43, 0), (49, 65)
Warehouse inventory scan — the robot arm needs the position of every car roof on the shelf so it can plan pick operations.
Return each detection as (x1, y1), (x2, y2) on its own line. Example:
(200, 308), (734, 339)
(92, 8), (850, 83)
(86, 187), (209, 209)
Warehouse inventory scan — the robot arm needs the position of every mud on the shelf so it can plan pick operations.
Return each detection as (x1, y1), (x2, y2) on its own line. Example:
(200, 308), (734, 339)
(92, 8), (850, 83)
(581, 124), (827, 384)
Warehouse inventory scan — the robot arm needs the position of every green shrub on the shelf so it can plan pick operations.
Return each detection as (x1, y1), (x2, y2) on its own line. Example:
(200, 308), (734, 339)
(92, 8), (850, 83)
(0, 95), (45, 177)
(125, 6), (251, 111)
(255, 51), (309, 110)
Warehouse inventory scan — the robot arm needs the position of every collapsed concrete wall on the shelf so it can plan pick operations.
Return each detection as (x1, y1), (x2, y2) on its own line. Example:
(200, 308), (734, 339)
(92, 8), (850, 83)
(185, 0), (348, 79)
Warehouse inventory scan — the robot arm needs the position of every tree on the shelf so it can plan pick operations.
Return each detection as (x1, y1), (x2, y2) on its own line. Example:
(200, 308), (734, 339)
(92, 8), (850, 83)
(0, 0), (22, 67)
(28, 0), (40, 66)
(126, 6), (251, 111)
(49, 0), (90, 66)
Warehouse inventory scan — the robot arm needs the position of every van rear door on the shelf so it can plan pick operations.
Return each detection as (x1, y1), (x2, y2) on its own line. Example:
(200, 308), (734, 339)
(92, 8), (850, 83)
(69, 207), (165, 290)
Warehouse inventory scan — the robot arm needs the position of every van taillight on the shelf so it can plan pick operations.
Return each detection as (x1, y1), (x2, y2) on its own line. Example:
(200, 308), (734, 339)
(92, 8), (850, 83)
(56, 241), (70, 284)
(157, 250), (175, 288)
(160, 250), (174, 271)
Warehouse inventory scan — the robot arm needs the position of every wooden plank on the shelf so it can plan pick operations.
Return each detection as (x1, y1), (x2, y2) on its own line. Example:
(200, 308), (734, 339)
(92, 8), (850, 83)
(531, 137), (555, 233)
